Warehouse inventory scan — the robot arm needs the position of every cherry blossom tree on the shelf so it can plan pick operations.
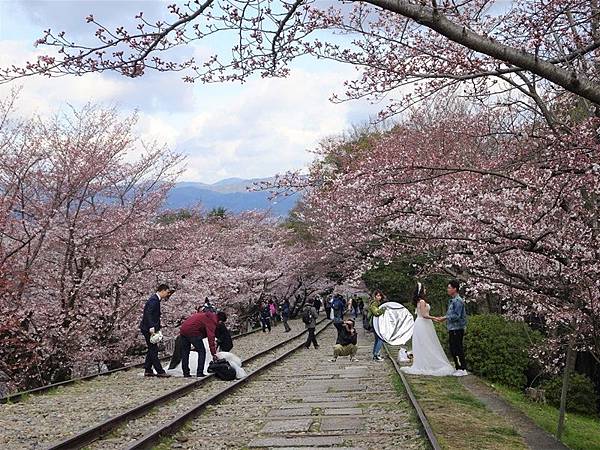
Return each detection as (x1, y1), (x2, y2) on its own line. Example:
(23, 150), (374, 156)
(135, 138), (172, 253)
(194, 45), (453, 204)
(277, 100), (599, 369)
(2, 0), (600, 124)
(162, 210), (333, 328)
(0, 97), (184, 387)
(0, 97), (335, 390)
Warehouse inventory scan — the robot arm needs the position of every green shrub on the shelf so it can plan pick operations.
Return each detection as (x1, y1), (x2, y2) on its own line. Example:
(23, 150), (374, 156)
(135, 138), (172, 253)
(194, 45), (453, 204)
(542, 372), (598, 416)
(435, 314), (540, 389)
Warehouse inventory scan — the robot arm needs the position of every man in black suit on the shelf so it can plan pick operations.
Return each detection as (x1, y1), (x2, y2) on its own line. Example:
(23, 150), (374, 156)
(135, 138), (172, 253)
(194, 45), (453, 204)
(140, 284), (171, 377)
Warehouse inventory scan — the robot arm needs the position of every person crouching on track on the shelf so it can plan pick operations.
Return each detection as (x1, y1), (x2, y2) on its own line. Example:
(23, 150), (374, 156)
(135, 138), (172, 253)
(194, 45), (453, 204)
(179, 310), (227, 378)
(330, 319), (358, 362)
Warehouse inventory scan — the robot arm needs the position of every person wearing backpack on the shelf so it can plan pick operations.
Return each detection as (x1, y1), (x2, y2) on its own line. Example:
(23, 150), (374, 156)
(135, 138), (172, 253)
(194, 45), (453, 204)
(281, 299), (291, 332)
(368, 290), (386, 361)
(302, 299), (319, 349)
(332, 294), (346, 323)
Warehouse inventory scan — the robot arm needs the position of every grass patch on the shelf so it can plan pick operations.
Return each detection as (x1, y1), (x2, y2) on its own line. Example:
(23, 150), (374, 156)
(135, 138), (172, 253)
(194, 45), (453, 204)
(153, 437), (176, 450)
(399, 374), (527, 450)
(446, 391), (486, 409)
(491, 383), (600, 450)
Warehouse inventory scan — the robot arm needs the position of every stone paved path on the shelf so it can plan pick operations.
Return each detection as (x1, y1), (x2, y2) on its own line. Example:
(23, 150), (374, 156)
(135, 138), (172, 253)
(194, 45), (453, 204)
(167, 323), (425, 449)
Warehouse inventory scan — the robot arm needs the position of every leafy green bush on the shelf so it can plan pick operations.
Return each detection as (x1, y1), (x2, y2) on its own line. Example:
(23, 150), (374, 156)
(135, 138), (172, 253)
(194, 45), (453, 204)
(542, 372), (598, 416)
(361, 257), (450, 314)
(435, 314), (540, 389)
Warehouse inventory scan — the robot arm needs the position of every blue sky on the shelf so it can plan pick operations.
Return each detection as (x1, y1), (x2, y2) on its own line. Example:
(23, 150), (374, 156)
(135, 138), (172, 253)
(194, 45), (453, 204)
(0, 0), (381, 183)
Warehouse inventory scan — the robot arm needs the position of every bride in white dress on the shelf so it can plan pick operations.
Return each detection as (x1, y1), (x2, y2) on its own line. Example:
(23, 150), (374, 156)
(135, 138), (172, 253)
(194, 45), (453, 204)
(402, 282), (455, 376)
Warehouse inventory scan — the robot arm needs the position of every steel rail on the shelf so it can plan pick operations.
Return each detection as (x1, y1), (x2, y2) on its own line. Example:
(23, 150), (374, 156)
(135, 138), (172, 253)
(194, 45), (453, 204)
(125, 321), (332, 450)
(384, 345), (442, 450)
(45, 319), (328, 450)
(1, 326), (263, 404)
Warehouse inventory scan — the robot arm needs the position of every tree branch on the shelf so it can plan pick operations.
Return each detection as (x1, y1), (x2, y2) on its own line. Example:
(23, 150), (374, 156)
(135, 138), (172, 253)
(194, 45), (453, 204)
(364, 0), (600, 104)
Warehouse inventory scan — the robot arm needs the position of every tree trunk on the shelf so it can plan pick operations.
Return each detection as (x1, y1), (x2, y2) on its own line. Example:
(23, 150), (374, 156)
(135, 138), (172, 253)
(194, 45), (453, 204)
(557, 329), (577, 440)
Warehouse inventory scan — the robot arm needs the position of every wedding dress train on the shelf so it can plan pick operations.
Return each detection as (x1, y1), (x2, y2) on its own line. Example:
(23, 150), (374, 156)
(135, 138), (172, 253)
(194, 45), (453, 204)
(401, 303), (455, 376)
(166, 337), (247, 379)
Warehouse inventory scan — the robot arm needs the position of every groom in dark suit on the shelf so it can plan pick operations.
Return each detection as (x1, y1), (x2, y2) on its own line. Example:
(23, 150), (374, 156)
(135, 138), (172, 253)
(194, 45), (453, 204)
(140, 284), (172, 377)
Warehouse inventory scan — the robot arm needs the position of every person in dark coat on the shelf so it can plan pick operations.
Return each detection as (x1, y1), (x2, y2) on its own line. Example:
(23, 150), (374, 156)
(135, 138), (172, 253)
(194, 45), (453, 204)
(330, 319), (358, 362)
(324, 296), (332, 320)
(281, 299), (291, 332)
(313, 296), (322, 315)
(216, 321), (233, 352)
(259, 302), (272, 333)
(139, 284), (172, 377)
(303, 299), (319, 349)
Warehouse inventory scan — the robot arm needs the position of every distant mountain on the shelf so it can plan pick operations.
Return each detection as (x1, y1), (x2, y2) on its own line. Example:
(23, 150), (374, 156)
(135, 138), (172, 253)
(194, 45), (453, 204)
(165, 178), (299, 216)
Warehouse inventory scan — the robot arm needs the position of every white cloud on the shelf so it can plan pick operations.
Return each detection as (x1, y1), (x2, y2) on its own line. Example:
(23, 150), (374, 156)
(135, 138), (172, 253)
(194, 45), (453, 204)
(172, 67), (366, 183)
(0, 28), (380, 184)
(0, 40), (133, 116)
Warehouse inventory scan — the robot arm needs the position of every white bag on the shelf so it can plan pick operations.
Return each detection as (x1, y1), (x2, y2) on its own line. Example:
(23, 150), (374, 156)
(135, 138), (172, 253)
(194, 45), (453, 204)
(398, 347), (411, 363)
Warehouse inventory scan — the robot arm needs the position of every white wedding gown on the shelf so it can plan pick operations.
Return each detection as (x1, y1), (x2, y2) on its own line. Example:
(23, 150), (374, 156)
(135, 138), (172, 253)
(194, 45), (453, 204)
(166, 337), (247, 379)
(401, 303), (455, 376)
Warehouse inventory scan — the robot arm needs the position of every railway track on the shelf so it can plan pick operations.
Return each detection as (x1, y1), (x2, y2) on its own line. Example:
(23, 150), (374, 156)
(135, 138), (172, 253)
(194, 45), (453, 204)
(3, 318), (440, 450)
(44, 319), (329, 450)
(384, 344), (441, 450)
(0, 327), (262, 405)
(124, 323), (429, 450)
(118, 320), (332, 450)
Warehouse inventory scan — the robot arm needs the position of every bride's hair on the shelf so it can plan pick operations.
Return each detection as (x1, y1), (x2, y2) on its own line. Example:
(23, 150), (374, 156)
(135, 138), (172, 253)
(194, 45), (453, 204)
(413, 282), (426, 306)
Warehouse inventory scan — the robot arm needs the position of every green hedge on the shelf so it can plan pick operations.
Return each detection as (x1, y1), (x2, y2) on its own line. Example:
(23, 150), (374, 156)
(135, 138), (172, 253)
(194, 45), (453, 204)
(542, 372), (598, 416)
(435, 314), (541, 389)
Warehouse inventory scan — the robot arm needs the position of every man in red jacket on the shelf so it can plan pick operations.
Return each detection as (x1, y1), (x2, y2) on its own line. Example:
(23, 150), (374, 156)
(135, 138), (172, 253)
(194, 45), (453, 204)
(180, 310), (227, 378)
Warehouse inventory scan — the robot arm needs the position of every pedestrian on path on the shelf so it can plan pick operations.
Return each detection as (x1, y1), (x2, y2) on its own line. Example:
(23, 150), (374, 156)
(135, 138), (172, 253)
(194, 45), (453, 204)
(313, 296), (322, 315)
(302, 299), (319, 349)
(202, 296), (216, 313)
(281, 299), (292, 332)
(259, 302), (272, 333)
(351, 296), (360, 319)
(324, 295), (332, 320)
(268, 299), (278, 327)
(368, 289), (386, 361)
(139, 284), (172, 378)
(435, 279), (468, 375)
(331, 293), (346, 323)
(330, 318), (358, 362)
